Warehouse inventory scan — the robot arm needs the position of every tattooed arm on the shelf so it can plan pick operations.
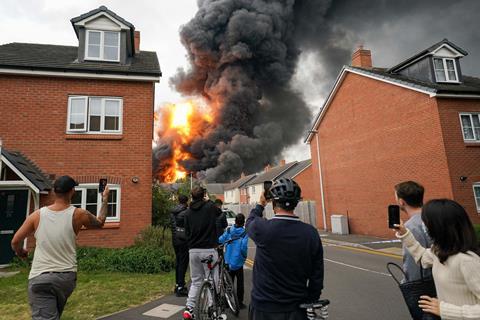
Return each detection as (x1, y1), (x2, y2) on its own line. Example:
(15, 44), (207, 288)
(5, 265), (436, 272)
(74, 187), (110, 232)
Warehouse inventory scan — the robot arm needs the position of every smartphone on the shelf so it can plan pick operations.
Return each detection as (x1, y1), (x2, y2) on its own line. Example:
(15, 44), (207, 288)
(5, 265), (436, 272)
(388, 205), (400, 229)
(264, 180), (273, 200)
(98, 178), (107, 193)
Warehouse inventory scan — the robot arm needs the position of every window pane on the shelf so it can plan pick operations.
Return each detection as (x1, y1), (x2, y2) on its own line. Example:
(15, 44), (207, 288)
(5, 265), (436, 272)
(89, 98), (102, 115)
(104, 116), (119, 131)
(461, 115), (474, 140)
(475, 186), (480, 198)
(472, 115), (480, 140)
(435, 70), (446, 82)
(72, 190), (82, 207)
(107, 204), (117, 217)
(108, 190), (117, 203)
(89, 115), (101, 131)
(88, 31), (101, 45)
(88, 44), (100, 58)
(104, 32), (119, 46)
(86, 204), (97, 215)
(446, 59), (455, 70)
(104, 46), (119, 60)
(71, 98), (86, 114)
(70, 114), (85, 129)
(448, 71), (457, 81)
(105, 100), (120, 116)
(86, 188), (98, 204)
(433, 58), (444, 70)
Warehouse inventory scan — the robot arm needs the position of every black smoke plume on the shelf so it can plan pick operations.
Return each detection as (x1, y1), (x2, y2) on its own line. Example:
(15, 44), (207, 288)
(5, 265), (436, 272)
(154, 0), (480, 183)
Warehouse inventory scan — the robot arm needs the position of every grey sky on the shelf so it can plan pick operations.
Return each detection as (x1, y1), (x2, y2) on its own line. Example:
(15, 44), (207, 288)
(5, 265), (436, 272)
(2, 0), (480, 164)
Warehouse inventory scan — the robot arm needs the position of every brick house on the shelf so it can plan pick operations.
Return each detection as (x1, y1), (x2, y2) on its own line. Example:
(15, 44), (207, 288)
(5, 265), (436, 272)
(306, 39), (480, 238)
(224, 160), (313, 205)
(0, 6), (161, 264)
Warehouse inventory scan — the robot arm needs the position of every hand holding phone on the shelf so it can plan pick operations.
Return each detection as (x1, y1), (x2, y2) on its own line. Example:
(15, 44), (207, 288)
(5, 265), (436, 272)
(99, 178), (107, 193)
(263, 181), (273, 200)
(388, 205), (400, 229)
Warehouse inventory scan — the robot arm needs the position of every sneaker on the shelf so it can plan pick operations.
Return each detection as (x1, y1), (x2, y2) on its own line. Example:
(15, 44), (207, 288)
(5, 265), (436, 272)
(183, 307), (194, 319)
(176, 286), (188, 297)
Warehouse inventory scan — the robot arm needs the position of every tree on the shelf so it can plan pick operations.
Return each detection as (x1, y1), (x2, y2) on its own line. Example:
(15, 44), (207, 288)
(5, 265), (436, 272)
(152, 184), (175, 238)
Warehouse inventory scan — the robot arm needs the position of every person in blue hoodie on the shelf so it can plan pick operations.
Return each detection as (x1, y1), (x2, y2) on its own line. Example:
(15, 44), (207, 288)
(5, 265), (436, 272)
(219, 213), (248, 309)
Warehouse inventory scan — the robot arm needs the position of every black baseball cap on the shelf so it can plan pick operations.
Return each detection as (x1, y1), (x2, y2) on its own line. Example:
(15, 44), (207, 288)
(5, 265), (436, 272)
(54, 176), (78, 194)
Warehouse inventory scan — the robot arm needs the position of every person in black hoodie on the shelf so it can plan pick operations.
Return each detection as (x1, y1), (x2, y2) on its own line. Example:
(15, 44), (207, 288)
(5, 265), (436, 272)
(170, 194), (189, 297)
(246, 178), (324, 320)
(214, 198), (228, 237)
(183, 186), (221, 319)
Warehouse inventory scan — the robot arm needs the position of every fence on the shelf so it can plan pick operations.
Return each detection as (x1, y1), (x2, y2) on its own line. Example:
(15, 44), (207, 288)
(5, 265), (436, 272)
(224, 201), (317, 226)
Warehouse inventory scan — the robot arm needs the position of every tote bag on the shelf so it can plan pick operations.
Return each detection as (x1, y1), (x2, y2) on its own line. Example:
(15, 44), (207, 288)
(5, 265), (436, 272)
(387, 263), (440, 320)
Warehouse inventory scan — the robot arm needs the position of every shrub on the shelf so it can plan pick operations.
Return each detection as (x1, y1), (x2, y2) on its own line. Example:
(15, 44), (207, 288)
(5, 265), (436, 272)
(134, 225), (175, 258)
(77, 246), (174, 274)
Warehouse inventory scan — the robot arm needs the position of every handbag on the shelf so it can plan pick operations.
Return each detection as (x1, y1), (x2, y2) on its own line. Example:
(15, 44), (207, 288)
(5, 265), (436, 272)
(387, 263), (440, 320)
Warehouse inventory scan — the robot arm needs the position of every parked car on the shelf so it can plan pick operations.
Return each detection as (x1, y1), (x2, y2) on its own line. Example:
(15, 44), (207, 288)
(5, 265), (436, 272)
(223, 209), (237, 227)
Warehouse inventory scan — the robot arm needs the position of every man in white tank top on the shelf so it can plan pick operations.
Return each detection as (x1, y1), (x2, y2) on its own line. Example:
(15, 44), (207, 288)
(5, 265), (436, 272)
(11, 176), (110, 320)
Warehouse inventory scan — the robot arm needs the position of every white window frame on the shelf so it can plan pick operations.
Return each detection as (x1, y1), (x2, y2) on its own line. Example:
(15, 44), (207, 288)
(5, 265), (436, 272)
(73, 184), (121, 222)
(433, 57), (459, 83)
(85, 29), (121, 62)
(67, 96), (123, 134)
(473, 184), (480, 213)
(459, 113), (480, 142)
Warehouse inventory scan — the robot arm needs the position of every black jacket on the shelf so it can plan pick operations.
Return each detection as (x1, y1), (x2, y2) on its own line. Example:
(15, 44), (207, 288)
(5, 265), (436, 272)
(185, 200), (221, 249)
(170, 204), (188, 247)
(246, 204), (324, 312)
(216, 209), (228, 237)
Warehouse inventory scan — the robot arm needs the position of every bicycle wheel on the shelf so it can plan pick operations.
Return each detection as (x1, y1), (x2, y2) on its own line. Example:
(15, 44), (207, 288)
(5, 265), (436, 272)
(222, 271), (239, 316)
(195, 281), (216, 320)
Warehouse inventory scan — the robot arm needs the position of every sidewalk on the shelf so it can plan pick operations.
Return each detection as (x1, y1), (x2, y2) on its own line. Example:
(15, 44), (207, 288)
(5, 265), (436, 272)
(319, 230), (403, 257)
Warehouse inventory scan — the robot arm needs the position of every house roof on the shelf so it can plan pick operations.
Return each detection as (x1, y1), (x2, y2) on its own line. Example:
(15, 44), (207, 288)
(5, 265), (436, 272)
(1, 149), (52, 192)
(389, 39), (468, 73)
(205, 183), (225, 195)
(280, 159), (312, 179)
(245, 162), (297, 186)
(70, 6), (135, 32)
(0, 43), (161, 77)
(305, 59), (480, 143)
(224, 174), (256, 191)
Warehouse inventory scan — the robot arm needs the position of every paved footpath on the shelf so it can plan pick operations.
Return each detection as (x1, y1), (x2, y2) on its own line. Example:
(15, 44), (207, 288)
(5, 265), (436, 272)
(99, 233), (409, 320)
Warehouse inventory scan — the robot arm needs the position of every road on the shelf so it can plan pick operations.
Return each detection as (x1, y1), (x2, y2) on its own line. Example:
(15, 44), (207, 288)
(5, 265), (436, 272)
(244, 240), (411, 320)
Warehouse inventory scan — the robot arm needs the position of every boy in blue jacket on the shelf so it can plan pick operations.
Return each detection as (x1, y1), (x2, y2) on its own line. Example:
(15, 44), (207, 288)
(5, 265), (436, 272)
(219, 213), (248, 309)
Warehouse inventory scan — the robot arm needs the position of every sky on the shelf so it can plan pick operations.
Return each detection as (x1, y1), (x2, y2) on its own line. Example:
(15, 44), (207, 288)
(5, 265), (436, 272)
(2, 0), (480, 164)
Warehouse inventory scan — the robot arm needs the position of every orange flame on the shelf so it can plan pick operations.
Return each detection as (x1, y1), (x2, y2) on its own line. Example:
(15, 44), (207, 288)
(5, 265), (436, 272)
(154, 99), (215, 183)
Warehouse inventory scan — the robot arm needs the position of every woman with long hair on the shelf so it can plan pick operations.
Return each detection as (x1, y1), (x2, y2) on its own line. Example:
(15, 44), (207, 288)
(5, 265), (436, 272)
(395, 199), (480, 319)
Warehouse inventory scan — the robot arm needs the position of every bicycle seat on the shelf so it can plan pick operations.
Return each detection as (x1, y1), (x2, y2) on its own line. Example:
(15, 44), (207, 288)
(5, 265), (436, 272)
(200, 255), (214, 264)
(300, 299), (330, 309)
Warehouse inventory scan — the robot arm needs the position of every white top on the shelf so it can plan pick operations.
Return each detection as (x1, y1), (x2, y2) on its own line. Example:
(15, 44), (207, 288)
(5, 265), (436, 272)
(397, 230), (480, 319)
(29, 206), (77, 279)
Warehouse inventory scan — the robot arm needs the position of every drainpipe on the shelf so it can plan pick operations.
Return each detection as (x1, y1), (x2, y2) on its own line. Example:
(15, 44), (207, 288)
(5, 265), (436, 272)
(310, 130), (327, 231)
(0, 137), (3, 178)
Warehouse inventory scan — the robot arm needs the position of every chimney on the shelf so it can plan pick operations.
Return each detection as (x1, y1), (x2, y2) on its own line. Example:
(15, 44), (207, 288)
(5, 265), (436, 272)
(241, 172), (245, 178)
(134, 31), (141, 54)
(351, 45), (372, 68)
(264, 164), (271, 172)
(279, 159), (286, 166)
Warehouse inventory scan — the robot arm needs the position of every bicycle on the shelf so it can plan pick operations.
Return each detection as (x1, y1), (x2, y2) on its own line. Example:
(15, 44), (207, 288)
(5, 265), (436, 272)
(300, 299), (330, 320)
(195, 239), (240, 320)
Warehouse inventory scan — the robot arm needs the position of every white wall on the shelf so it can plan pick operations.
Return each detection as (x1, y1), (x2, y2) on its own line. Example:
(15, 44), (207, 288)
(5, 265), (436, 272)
(224, 189), (240, 204)
(246, 184), (262, 204)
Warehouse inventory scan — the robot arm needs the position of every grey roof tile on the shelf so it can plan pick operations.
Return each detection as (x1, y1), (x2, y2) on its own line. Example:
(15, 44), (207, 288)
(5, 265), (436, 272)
(224, 174), (256, 191)
(246, 162), (297, 186)
(0, 43), (161, 77)
(1, 149), (52, 192)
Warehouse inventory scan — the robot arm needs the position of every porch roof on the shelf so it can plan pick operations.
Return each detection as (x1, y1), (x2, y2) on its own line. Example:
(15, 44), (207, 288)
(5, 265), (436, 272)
(1, 148), (52, 192)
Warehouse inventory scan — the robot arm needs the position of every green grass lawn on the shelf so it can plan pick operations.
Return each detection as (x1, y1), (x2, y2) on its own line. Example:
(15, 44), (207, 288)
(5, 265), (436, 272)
(0, 268), (175, 320)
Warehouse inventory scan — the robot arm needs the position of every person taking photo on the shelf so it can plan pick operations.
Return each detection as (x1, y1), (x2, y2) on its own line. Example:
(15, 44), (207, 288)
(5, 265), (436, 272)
(11, 176), (110, 320)
(170, 194), (189, 297)
(246, 178), (324, 320)
(394, 199), (480, 319)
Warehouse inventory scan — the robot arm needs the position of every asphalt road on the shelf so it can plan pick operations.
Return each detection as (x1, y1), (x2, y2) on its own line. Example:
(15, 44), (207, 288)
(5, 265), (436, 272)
(245, 241), (411, 320)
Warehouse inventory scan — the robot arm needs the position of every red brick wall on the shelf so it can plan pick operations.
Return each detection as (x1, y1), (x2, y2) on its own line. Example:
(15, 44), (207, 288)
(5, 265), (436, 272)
(0, 75), (154, 248)
(437, 98), (480, 225)
(293, 165), (315, 201)
(310, 72), (454, 238)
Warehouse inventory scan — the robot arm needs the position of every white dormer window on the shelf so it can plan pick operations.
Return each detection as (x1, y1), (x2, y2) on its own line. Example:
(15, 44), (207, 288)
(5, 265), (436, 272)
(433, 57), (458, 83)
(85, 30), (120, 62)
